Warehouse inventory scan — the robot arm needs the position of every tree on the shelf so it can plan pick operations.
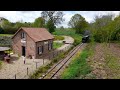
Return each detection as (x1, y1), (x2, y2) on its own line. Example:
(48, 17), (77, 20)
(0, 26), (4, 34)
(1, 19), (14, 34)
(41, 11), (64, 33)
(14, 22), (23, 28)
(68, 14), (88, 34)
(46, 20), (55, 33)
(90, 14), (113, 43)
(60, 26), (64, 30)
(33, 17), (45, 27)
(41, 11), (64, 25)
(109, 15), (120, 41)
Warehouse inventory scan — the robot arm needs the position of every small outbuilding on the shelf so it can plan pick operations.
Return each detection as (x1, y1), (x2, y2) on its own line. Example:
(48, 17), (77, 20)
(0, 47), (10, 60)
(12, 27), (54, 59)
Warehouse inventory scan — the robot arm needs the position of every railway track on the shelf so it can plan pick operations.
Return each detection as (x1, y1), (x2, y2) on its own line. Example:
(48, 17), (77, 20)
(40, 43), (84, 79)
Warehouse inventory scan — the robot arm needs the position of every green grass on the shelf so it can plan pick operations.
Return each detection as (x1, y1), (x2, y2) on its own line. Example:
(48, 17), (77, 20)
(29, 45), (74, 79)
(0, 34), (13, 36)
(0, 61), (2, 69)
(54, 35), (64, 41)
(61, 43), (95, 79)
(103, 44), (120, 79)
(53, 28), (82, 46)
(53, 42), (64, 49)
(4, 49), (13, 54)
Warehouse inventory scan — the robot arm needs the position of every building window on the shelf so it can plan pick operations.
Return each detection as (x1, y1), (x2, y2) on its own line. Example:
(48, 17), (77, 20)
(44, 41), (48, 44)
(48, 42), (53, 50)
(38, 46), (44, 55)
(21, 32), (26, 39)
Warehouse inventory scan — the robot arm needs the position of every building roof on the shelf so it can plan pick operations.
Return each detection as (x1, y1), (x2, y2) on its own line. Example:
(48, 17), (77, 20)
(0, 47), (10, 51)
(12, 27), (54, 42)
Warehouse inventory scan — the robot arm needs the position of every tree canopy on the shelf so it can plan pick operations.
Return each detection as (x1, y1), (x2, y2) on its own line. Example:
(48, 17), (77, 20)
(33, 17), (45, 27)
(41, 11), (64, 33)
(68, 14), (88, 34)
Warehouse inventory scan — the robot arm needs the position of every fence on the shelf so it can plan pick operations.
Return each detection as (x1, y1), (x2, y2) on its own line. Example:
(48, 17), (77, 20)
(7, 44), (73, 79)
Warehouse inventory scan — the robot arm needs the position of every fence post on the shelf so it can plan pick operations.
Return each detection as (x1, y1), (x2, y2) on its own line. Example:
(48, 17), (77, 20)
(15, 74), (16, 79)
(27, 67), (28, 75)
(43, 59), (44, 65)
(36, 62), (37, 69)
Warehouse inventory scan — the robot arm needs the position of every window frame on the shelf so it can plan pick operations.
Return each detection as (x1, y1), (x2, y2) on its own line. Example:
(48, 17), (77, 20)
(38, 46), (44, 55)
(21, 32), (26, 39)
(48, 41), (53, 50)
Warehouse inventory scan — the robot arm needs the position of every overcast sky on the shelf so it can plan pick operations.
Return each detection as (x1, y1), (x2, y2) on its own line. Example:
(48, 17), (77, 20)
(0, 11), (120, 28)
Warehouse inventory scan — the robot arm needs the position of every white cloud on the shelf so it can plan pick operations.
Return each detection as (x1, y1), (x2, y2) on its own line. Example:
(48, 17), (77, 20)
(0, 11), (120, 28)
(0, 11), (41, 22)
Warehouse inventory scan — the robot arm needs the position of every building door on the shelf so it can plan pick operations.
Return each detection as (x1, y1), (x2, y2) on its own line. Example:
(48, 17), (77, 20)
(22, 46), (26, 56)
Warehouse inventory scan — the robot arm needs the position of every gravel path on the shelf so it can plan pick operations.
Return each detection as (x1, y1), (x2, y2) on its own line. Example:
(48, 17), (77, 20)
(0, 54), (49, 79)
(0, 35), (74, 79)
(56, 36), (74, 51)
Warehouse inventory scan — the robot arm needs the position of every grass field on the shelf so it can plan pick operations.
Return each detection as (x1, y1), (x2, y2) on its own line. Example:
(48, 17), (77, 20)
(0, 34), (13, 36)
(53, 28), (82, 46)
(54, 35), (64, 41)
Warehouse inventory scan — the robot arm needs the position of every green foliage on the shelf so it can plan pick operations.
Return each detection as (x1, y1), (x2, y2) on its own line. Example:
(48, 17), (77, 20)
(0, 26), (4, 34)
(53, 42), (63, 49)
(0, 17), (45, 34)
(61, 48), (91, 79)
(60, 26), (64, 30)
(54, 35), (64, 40)
(61, 42), (95, 79)
(0, 34), (13, 36)
(68, 14), (89, 34)
(33, 17), (45, 27)
(53, 28), (82, 46)
(29, 45), (74, 79)
(46, 20), (55, 33)
(89, 14), (120, 42)
(0, 61), (2, 69)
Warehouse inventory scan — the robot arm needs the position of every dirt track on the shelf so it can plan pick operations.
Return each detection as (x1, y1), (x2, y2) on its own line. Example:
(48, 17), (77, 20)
(87, 43), (120, 79)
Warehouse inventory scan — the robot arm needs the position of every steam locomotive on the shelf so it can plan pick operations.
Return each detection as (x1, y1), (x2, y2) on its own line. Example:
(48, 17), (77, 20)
(82, 30), (90, 43)
(82, 35), (90, 43)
